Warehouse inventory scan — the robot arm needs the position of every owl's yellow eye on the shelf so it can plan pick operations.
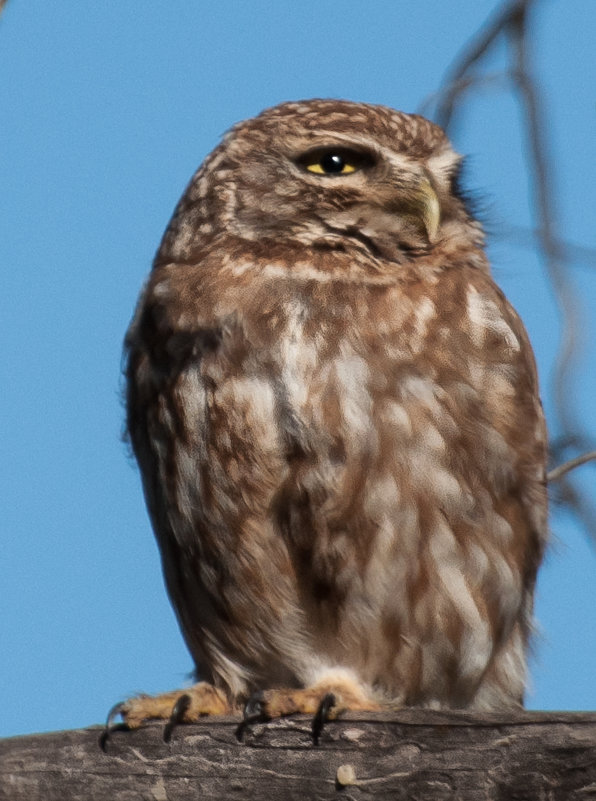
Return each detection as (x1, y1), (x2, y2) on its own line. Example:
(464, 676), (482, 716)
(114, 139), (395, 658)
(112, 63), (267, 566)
(298, 147), (372, 176)
(306, 153), (357, 175)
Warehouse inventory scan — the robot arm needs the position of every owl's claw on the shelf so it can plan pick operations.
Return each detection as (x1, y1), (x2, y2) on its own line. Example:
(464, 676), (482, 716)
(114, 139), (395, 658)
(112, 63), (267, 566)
(243, 690), (266, 720)
(163, 693), (191, 742)
(235, 691), (268, 741)
(234, 689), (337, 745)
(99, 702), (127, 751)
(312, 692), (336, 746)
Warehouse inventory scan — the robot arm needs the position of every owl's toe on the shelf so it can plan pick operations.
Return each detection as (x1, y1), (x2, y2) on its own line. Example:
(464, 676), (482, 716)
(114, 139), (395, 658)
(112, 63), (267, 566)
(100, 681), (231, 748)
(235, 674), (381, 744)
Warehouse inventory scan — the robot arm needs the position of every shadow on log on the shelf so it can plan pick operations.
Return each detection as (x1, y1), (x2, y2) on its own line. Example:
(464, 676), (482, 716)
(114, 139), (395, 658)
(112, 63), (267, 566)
(2, 710), (596, 800)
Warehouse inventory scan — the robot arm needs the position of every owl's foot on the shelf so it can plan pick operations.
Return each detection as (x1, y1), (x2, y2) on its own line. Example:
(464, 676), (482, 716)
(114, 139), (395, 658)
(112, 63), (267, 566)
(236, 674), (381, 744)
(260, 674), (381, 717)
(101, 674), (381, 748)
(120, 682), (231, 728)
(100, 681), (231, 748)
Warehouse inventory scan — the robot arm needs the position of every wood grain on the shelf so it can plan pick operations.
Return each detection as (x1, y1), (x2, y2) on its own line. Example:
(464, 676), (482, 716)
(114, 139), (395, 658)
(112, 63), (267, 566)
(2, 711), (596, 800)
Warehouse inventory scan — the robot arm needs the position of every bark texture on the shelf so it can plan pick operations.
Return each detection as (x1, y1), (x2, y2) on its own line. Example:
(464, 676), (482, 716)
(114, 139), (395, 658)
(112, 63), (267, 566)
(1, 711), (596, 800)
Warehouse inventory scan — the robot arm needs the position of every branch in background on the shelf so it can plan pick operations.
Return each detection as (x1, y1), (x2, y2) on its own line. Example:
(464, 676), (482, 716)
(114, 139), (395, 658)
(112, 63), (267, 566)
(418, 72), (510, 119)
(424, 0), (596, 542)
(499, 226), (596, 271)
(507, 2), (583, 439)
(547, 451), (596, 483)
(433, 0), (532, 131)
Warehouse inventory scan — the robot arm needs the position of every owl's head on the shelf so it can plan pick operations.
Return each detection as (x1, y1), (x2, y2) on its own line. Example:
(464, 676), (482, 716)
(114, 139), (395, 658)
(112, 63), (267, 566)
(158, 99), (480, 265)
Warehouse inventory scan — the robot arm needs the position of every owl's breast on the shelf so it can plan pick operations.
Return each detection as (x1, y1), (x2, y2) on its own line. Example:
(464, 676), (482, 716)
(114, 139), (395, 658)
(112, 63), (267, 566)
(127, 255), (545, 704)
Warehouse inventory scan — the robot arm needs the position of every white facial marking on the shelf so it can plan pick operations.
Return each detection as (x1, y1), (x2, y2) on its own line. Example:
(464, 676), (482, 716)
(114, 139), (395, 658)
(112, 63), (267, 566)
(427, 148), (461, 187)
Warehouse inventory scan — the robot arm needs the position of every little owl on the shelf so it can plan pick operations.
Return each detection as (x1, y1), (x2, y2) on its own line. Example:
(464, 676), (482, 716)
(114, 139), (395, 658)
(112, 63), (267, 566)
(120, 99), (547, 732)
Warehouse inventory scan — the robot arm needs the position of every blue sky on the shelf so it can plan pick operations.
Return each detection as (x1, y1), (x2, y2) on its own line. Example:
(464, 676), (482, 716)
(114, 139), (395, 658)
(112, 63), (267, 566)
(1, 1), (594, 738)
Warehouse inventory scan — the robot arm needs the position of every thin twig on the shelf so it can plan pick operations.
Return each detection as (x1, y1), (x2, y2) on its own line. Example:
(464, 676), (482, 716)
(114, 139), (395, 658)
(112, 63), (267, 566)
(434, 0), (536, 131)
(549, 476), (596, 541)
(498, 226), (596, 270)
(547, 451), (596, 483)
(418, 72), (509, 119)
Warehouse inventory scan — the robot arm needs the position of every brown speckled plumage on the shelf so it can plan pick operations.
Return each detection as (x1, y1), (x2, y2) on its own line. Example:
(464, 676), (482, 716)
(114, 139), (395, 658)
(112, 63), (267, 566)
(124, 99), (547, 721)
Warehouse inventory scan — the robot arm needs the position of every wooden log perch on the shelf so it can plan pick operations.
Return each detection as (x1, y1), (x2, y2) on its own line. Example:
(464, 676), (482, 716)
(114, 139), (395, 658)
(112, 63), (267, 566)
(2, 710), (596, 800)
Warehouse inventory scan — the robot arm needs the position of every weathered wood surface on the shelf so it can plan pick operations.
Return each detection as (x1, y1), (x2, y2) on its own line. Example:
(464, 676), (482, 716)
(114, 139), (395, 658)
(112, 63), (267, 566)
(2, 710), (596, 800)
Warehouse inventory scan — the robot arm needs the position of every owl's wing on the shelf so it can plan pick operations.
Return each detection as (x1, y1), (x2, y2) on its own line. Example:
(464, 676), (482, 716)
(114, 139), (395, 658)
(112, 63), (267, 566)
(124, 265), (314, 694)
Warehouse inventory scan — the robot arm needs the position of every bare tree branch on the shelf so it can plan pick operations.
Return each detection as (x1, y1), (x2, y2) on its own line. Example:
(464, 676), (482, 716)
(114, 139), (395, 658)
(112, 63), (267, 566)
(433, 0), (537, 131)
(506, 2), (582, 440)
(547, 451), (596, 483)
(418, 72), (509, 119)
(499, 226), (596, 271)
(3, 713), (596, 800)
(424, 0), (596, 542)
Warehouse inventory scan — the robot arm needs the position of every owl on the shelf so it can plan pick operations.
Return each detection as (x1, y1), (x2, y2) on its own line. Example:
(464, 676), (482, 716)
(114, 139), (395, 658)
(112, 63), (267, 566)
(120, 99), (548, 732)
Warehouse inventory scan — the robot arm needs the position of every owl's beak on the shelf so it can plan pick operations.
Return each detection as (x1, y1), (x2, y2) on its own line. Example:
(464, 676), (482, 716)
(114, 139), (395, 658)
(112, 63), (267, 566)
(416, 178), (441, 243)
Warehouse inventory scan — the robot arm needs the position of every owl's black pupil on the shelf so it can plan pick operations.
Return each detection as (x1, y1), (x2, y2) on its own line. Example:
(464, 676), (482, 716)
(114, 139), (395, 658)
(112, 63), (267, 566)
(321, 153), (345, 173)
